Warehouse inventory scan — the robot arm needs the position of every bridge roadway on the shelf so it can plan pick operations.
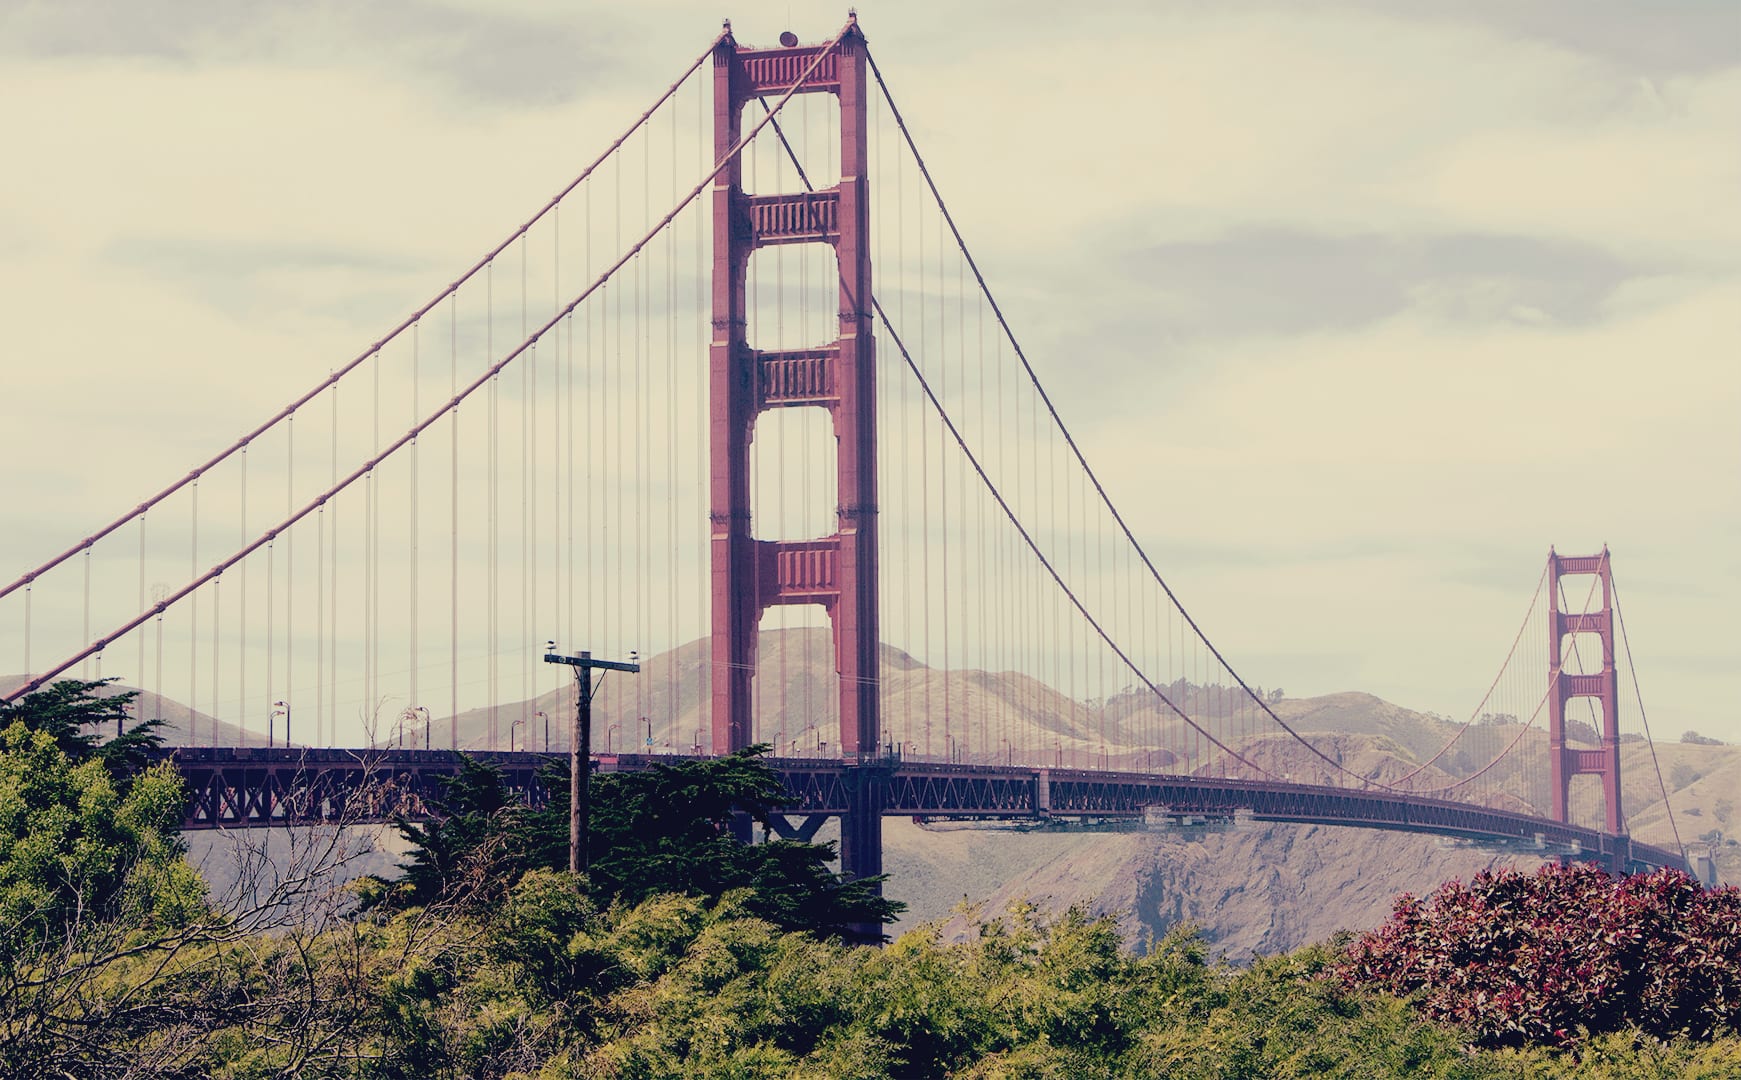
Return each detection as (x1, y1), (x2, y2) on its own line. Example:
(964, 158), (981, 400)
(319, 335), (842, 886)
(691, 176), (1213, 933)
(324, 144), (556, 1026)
(162, 747), (1686, 876)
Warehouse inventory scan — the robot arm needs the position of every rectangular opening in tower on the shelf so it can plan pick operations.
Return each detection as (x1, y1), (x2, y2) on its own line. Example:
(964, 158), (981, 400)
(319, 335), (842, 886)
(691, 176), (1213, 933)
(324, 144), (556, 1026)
(1559, 631), (1606, 677)
(745, 244), (840, 352)
(750, 406), (837, 541)
(1554, 572), (1603, 620)
(738, 94), (841, 194)
(749, 605), (840, 757)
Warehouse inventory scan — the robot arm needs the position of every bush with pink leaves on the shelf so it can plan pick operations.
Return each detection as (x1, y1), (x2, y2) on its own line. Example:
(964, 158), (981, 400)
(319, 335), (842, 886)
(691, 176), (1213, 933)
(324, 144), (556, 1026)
(1338, 862), (1741, 1048)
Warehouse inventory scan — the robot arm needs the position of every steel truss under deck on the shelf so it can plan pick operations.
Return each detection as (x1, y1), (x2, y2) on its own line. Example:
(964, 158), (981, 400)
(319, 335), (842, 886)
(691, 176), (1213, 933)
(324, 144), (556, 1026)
(162, 747), (1683, 876)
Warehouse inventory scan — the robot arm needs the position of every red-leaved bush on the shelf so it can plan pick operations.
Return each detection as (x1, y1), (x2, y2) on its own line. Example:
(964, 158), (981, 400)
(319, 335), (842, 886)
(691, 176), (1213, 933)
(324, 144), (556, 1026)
(1337, 862), (1741, 1048)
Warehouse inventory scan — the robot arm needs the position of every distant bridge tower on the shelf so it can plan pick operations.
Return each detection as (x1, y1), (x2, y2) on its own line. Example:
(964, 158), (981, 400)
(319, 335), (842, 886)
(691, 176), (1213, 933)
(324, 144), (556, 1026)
(1547, 548), (1622, 833)
(708, 22), (883, 883)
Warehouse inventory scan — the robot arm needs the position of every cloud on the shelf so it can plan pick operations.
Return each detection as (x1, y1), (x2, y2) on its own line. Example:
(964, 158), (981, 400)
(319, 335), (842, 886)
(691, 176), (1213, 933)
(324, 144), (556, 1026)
(0, 0), (631, 107)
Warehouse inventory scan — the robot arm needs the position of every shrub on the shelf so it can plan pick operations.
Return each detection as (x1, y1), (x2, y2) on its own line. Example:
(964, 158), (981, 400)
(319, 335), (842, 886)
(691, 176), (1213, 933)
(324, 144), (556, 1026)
(1338, 862), (1741, 1049)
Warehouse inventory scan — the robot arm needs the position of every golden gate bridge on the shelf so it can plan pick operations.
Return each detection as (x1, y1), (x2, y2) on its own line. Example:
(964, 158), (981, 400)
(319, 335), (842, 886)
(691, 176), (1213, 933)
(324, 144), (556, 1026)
(0, 18), (1689, 902)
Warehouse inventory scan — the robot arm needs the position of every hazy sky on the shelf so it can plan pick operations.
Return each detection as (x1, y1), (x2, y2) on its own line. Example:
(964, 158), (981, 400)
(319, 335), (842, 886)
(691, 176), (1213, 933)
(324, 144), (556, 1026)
(3, 2), (1737, 740)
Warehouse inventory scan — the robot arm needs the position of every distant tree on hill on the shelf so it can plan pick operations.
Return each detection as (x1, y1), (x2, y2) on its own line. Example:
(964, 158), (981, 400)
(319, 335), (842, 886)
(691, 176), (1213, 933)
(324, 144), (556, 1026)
(1683, 730), (1724, 746)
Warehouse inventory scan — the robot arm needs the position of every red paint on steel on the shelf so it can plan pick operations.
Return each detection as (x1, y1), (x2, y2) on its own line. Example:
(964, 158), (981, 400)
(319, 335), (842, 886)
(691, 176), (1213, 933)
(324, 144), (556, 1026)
(1548, 547), (1624, 831)
(708, 21), (879, 764)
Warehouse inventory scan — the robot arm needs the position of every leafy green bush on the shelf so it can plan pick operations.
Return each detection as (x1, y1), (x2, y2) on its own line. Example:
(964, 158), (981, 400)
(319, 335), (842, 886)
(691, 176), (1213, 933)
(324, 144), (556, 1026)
(1338, 862), (1741, 1049)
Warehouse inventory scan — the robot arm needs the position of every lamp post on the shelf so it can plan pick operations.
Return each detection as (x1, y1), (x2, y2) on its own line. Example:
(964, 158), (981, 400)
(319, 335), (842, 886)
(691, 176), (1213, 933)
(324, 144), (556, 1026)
(606, 721), (620, 754)
(509, 715), (525, 752)
(543, 646), (639, 875)
(398, 706), (427, 749)
(1004, 738), (1012, 766)
(692, 726), (703, 755)
(641, 716), (653, 753)
(534, 710), (549, 752)
(774, 729), (786, 757)
(271, 700), (289, 748)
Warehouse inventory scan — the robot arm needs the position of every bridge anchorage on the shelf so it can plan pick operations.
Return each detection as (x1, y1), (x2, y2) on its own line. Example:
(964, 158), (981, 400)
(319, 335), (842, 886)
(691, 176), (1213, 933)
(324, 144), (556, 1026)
(2, 15), (1697, 919)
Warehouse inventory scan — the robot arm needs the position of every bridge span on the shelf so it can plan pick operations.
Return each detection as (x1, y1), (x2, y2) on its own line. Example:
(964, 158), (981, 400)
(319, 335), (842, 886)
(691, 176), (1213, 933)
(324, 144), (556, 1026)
(165, 747), (1685, 878)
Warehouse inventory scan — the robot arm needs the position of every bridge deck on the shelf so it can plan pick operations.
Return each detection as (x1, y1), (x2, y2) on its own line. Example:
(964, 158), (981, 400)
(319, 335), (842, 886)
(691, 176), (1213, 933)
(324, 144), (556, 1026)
(161, 747), (1684, 875)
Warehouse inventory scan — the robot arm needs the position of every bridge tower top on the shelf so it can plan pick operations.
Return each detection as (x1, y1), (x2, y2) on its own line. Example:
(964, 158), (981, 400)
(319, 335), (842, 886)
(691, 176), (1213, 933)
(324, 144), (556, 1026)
(1547, 547), (1622, 833)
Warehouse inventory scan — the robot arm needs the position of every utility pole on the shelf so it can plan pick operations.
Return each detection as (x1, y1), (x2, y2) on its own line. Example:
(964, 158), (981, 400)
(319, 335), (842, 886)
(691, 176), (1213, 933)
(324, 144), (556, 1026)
(542, 646), (639, 874)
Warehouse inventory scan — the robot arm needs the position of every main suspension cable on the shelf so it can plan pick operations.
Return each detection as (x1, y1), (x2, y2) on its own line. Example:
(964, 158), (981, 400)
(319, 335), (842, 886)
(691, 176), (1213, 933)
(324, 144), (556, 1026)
(0, 32), (728, 608)
(2, 27), (848, 703)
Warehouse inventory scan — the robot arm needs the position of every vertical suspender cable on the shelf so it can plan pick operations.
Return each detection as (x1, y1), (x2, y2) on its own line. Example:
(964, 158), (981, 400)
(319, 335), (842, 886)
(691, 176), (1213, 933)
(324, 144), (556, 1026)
(939, 211), (950, 757)
(918, 166), (930, 758)
(450, 297), (460, 747)
(189, 478), (199, 739)
(329, 378), (340, 744)
(640, 121), (655, 735)
(488, 261), (499, 749)
(286, 415), (295, 744)
(81, 547), (91, 679)
(137, 513), (146, 720)
(316, 496), (325, 745)
(521, 235), (531, 728)
(266, 534), (275, 743)
(667, 104), (679, 722)
(410, 321), (421, 731)
(239, 448), (248, 738)
(695, 79), (709, 738)
(210, 574), (220, 742)
(552, 207), (563, 691)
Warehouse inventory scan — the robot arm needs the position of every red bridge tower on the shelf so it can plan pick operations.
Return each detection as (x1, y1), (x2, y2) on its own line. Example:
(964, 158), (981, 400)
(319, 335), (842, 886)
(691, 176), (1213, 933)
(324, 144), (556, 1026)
(708, 22), (884, 884)
(1547, 548), (1623, 834)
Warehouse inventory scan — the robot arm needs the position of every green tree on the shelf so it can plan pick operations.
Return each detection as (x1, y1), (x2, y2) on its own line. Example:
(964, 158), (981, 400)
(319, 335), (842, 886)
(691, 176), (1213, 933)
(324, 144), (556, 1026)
(0, 678), (167, 793)
(0, 681), (194, 961)
(368, 747), (902, 942)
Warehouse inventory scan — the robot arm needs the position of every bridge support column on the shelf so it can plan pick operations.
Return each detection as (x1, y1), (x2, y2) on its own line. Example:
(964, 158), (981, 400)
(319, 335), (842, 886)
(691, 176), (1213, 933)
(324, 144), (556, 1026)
(1547, 548), (1623, 834)
(838, 765), (886, 940)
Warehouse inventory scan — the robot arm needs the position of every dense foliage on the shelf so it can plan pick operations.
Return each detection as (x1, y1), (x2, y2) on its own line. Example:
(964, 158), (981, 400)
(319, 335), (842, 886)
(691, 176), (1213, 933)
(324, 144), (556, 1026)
(0, 678), (169, 791)
(1339, 862), (1741, 1049)
(0, 681), (198, 962)
(366, 749), (901, 941)
(5, 682), (1741, 1077)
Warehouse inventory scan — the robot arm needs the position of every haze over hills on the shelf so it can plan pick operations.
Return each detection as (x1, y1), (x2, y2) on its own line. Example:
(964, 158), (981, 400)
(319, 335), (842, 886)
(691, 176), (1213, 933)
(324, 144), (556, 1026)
(9, 630), (1734, 952)
(421, 628), (1738, 949)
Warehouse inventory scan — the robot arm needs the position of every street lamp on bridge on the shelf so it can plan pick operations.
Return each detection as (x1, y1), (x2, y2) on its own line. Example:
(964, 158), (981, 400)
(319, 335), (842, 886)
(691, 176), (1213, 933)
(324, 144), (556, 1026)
(399, 705), (430, 750)
(270, 700), (289, 748)
(534, 710), (549, 752)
